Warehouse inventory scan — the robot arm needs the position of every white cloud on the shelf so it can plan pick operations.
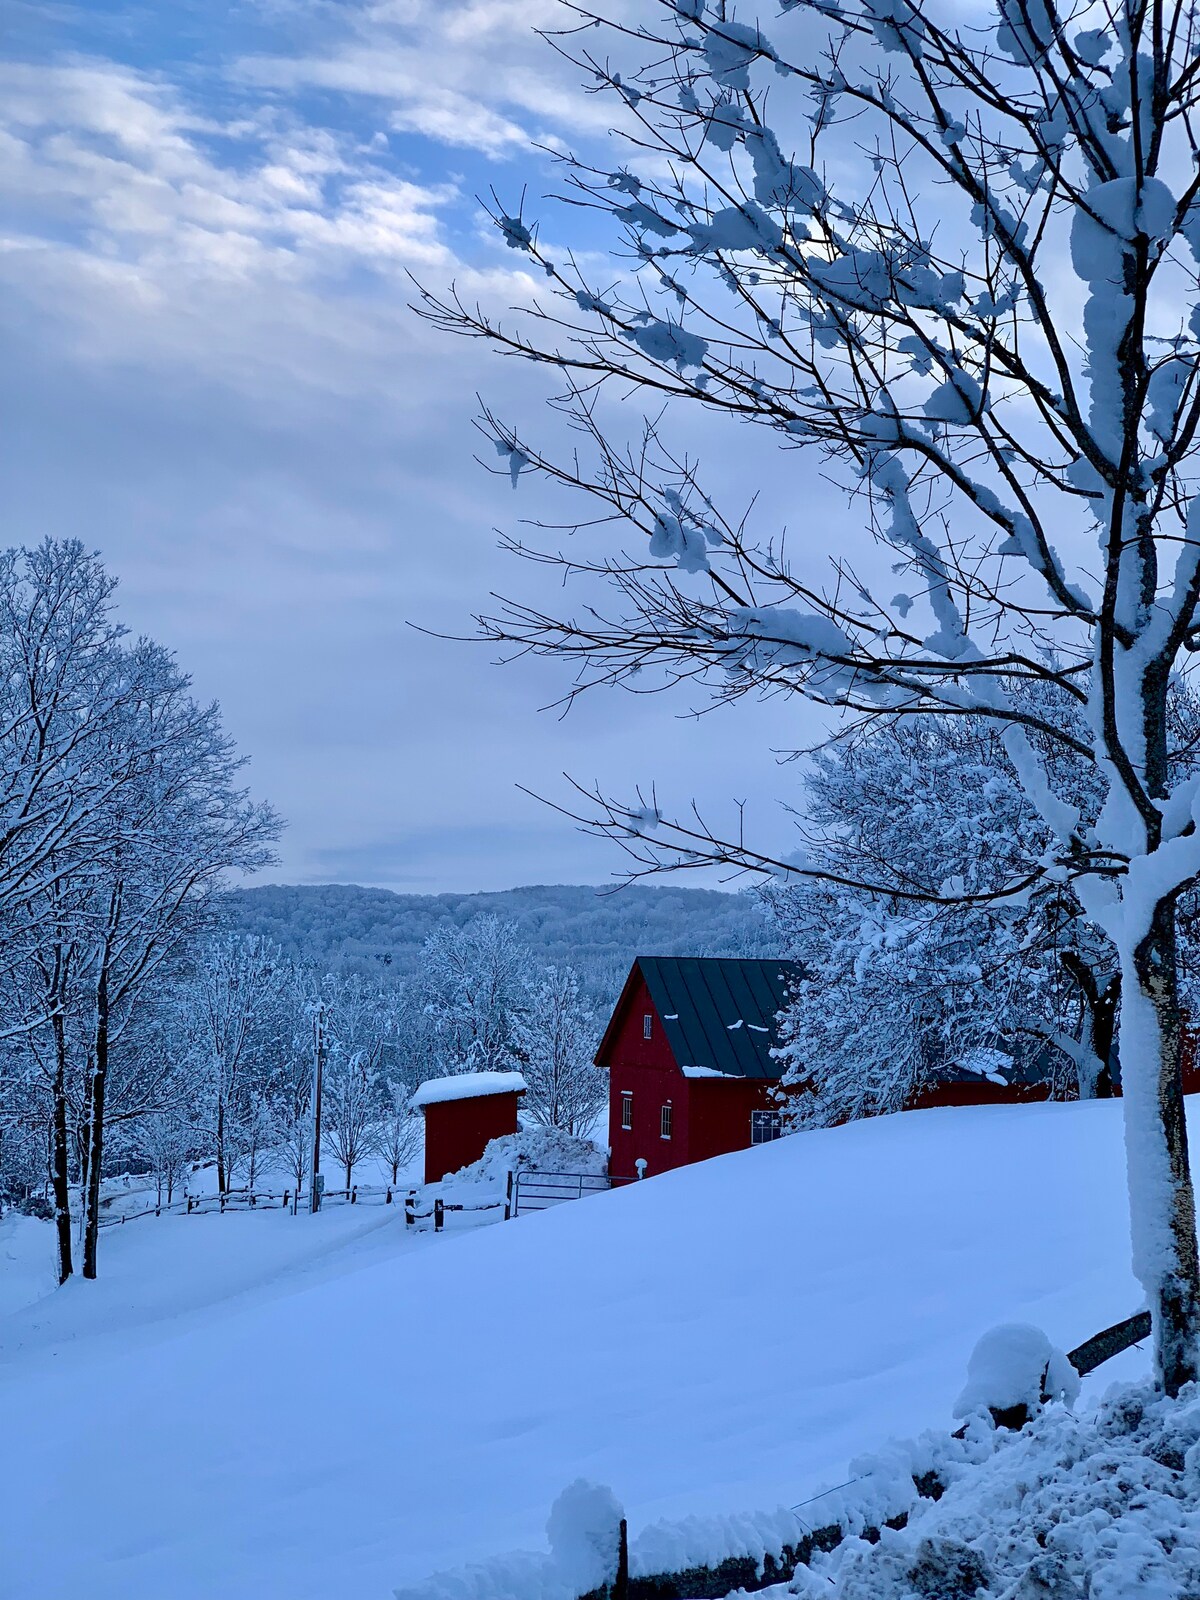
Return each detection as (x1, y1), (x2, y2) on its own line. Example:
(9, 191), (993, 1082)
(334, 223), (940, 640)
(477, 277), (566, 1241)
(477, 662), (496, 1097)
(237, 0), (618, 157)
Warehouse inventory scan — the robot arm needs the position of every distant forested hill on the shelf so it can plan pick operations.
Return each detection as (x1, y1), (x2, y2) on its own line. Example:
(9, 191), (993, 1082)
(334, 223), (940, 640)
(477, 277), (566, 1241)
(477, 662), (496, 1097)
(220, 882), (775, 1003)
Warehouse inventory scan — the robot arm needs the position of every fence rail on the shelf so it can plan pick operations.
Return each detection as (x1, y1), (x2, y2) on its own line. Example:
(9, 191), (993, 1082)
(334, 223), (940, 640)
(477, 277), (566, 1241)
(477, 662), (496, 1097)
(95, 1164), (632, 1230)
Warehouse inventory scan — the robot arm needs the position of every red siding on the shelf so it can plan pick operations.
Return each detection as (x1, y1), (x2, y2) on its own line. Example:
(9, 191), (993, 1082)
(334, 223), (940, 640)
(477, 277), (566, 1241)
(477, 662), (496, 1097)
(606, 973), (691, 1179)
(421, 1091), (522, 1184)
(602, 973), (781, 1178)
(686, 1077), (778, 1162)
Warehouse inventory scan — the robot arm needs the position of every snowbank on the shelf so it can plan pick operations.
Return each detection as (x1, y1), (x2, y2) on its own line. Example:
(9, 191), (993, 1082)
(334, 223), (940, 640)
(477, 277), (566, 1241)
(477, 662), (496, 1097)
(412, 1071), (527, 1108)
(451, 1126), (608, 1190)
(0, 1097), (1180, 1600)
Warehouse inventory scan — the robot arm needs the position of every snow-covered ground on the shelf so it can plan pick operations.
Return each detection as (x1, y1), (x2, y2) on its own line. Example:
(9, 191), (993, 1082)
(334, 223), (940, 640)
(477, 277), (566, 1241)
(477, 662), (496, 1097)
(0, 1098), (1172, 1600)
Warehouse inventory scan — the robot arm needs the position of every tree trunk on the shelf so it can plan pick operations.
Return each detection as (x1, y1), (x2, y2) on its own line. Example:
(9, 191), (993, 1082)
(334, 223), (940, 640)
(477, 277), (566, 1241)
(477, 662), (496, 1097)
(50, 1009), (73, 1284)
(1123, 902), (1200, 1395)
(82, 971), (109, 1280)
(1093, 974), (1120, 1099)
(216, 1093), (227, 1196)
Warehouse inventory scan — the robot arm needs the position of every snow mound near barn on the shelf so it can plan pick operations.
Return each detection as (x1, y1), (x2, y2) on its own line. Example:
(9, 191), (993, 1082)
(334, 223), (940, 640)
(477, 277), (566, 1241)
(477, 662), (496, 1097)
(452, 1125), (607, 1189)
(0, 1097), (1181, 1600)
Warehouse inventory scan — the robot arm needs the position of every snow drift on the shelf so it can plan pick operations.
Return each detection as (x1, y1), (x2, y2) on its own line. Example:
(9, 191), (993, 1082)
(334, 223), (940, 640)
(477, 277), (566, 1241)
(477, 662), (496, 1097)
(0, 1097), (1175, 1600)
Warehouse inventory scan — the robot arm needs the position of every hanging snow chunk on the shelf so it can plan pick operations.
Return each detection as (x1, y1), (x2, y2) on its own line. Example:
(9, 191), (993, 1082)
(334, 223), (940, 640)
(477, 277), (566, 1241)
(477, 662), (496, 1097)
(623, 318), (709, 372)
(649, 511), (711, 573)
(923, 371), (984, 425)
(702, 20), (776, 89)
(1070, 177), (1178, 284)
(862, 0), (926, 56)
(688, 203), (782, 255)
(809, 248), (892, 311)
(704, 99), (747, 151)
(746, 127), (826, 214)
(615, 200), (683, 238)
(494, 437), (530, 487)
(995, 0), (1055, 62)
(729, 607), (855, 667)
(954, 1323), (1080, 1420)
(1073, 26), (1112, 64)
(498, 214), (533, 251)
(1147, 357), (1190, 442)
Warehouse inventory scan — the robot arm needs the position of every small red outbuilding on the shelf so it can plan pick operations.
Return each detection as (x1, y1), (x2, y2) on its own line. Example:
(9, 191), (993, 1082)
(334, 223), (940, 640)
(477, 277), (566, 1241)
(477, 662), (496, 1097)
(411, 1071), (527, 1185)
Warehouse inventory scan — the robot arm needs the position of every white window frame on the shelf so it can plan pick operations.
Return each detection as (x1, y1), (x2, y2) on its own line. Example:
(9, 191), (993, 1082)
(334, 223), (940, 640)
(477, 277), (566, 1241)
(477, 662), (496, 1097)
(660, 1102), (673, 1140)
(620, 1092), (633, 1131)
(643, 1013), (653, 1040)
(751, 1110), (782, 1145)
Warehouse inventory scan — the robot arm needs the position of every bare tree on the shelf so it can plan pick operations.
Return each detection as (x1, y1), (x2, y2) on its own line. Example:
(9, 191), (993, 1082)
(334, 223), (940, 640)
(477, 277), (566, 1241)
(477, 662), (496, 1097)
(181, 934), (288, 1198)
(372, 1078), (421, 1186)
(76, 647), (280, 1276)
(423, 0), (1200, 1389)
(510, 965), (605, 1136)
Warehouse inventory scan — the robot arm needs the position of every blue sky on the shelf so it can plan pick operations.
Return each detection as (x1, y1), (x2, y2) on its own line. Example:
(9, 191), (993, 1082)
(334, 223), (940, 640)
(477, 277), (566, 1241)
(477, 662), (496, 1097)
(0, 0), (821, 892)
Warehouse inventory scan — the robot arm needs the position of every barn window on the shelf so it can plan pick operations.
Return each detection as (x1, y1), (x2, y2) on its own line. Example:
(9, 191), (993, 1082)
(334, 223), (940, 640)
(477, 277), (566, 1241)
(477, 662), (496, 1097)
(643, 1013), (653, 1040)
(660, 1103), (673, 1140)
(751, 1110), (782, 1145)
(620, 1092), (633, 1131)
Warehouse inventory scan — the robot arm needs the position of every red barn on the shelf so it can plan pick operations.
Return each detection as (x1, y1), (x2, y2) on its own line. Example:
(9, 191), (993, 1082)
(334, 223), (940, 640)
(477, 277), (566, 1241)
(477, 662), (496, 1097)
(596, 957), (802, 1180)
(411, 1071), (527, 1185)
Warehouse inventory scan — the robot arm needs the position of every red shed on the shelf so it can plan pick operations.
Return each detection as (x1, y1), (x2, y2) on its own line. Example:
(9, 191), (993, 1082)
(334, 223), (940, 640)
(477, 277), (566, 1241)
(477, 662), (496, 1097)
(412, 1071), (527, 1184)
(596, 957), (801, 1180)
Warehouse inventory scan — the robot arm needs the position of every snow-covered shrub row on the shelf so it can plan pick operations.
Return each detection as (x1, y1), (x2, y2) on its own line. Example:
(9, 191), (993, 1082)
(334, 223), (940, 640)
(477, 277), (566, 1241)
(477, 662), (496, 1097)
(792, 1381), (1200, 1600)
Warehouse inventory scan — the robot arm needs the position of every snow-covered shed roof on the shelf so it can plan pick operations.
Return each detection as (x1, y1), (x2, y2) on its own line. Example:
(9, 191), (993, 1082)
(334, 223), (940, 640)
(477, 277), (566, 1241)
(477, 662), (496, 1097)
(411, 1071), (527, 1110)
(595, 957), (803, 1080)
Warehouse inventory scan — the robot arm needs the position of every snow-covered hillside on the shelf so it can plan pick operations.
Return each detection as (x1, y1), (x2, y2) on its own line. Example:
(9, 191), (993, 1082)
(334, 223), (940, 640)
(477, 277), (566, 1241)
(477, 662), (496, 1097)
(0, 1099), (1168, 1600)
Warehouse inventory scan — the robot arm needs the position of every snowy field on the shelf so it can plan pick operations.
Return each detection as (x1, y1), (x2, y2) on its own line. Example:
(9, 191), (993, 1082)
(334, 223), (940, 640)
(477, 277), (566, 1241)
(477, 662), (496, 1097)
(0, 1098), (1173, 1600)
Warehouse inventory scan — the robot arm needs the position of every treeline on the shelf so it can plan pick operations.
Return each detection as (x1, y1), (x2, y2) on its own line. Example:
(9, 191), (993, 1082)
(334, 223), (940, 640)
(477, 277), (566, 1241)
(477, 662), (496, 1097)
(0, 542), (278, 1280)
(220, 880), (773, 1002)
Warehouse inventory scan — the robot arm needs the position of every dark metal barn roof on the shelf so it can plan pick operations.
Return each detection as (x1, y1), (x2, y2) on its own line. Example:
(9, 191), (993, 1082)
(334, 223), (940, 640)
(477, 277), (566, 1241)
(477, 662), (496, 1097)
(597, 956), (803, 1080)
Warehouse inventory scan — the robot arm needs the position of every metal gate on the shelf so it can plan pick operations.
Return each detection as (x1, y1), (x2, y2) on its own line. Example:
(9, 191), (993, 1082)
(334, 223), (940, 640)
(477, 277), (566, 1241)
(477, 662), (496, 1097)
(510, 1168), (616, 1216)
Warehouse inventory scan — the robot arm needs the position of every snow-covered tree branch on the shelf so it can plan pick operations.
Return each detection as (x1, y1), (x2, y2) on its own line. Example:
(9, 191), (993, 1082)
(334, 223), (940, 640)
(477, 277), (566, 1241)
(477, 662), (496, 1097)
(423, 0), (1200, 1390)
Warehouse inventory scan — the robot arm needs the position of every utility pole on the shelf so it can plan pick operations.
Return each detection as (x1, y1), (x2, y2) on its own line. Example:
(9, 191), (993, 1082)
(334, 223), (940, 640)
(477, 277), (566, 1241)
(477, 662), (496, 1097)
(310, 1000), (326, 1213)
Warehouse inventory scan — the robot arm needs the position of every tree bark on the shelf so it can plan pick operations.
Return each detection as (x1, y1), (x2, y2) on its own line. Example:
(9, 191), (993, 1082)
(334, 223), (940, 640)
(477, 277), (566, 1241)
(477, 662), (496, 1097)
(82, 968), (109, 1280)
(1127, 902), (1200, 1395)
(50, 1008), (73, 1284)
(216, 1089), (227, 1196)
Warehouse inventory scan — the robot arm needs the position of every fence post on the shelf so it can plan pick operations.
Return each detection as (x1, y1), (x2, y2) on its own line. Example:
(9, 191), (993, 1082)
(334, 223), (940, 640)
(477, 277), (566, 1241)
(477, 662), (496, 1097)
(504, 1169), (514, 1221)
(614, 1518), (628, 1600)
(351, 1186), (357, 1205)
(187, 1195), (193, 1214)
(405, 1191), (416, 1228)
(385, 1187), (393, 1205)
(434, 1197), (444, 1232)
(283, 1190), (290, 1212)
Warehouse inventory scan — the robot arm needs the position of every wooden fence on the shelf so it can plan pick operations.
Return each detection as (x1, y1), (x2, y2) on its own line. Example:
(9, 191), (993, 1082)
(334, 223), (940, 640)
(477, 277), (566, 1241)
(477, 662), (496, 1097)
(575, 1310), (1154, 1600)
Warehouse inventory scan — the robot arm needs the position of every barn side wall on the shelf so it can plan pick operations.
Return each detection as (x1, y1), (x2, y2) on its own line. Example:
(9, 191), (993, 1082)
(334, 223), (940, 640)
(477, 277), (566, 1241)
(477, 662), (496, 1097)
(686, 1077), (778, 1163)
(422, 1091), (521, 1185)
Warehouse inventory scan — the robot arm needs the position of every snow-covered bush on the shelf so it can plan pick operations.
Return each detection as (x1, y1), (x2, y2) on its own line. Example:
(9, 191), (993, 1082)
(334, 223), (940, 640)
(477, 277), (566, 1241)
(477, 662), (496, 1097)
(793, 1381), (1200, 1600)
